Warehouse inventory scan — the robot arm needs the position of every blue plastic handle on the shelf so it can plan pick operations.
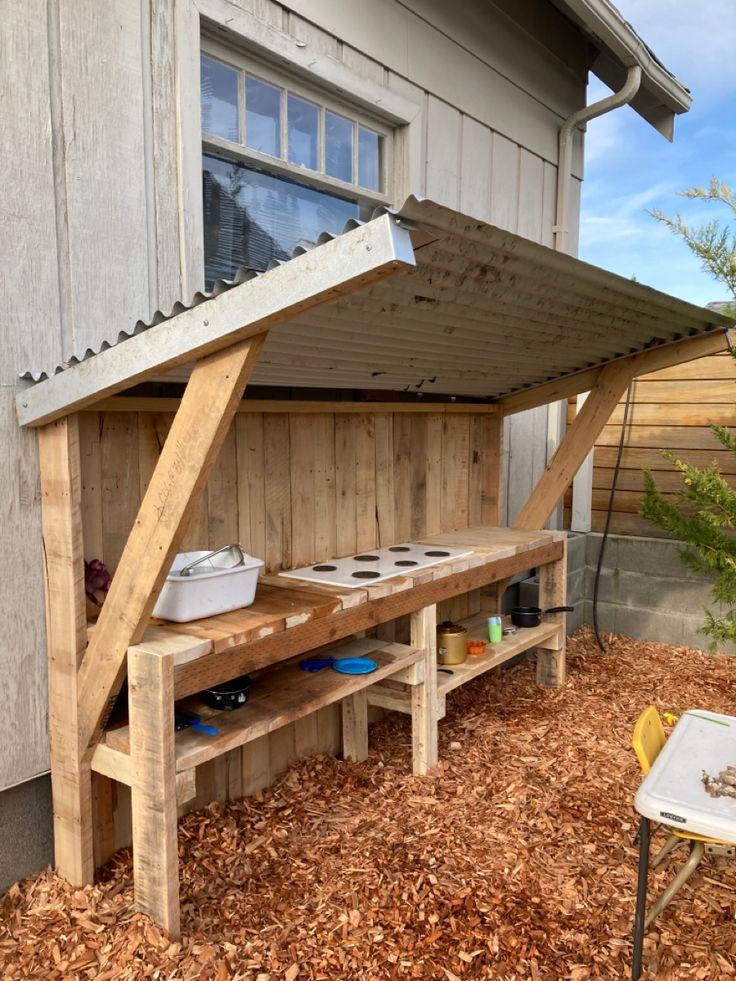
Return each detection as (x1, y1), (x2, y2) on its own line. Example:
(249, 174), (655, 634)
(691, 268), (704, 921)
(192, 721), (219, 735)
(299, 656), (336, 672)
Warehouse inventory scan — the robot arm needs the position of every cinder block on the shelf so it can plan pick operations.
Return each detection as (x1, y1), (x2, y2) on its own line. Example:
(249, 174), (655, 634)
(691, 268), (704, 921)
(585, 532), (618, 570)
(613, 535), (712, 583)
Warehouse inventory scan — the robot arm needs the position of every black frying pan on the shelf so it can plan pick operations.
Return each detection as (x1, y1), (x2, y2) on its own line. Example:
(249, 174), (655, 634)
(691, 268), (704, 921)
(510, 605), (573, 628)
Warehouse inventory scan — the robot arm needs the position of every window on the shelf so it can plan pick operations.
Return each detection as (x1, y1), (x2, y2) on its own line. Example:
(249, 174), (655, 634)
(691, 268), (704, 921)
(200, 43), (392, 288)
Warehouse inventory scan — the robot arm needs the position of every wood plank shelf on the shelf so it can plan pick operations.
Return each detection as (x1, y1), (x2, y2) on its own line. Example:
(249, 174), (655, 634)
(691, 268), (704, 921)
(104, 639), (422, 773)
(437, 612), (559, 697)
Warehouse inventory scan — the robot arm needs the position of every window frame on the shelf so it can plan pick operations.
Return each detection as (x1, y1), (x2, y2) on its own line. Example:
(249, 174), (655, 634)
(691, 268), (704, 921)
(200, 36), (393, 209)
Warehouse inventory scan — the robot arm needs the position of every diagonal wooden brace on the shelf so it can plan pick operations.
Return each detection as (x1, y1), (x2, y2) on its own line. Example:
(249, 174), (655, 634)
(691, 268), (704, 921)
(513, 357), (638, 531)
(76, 334), (266, 753)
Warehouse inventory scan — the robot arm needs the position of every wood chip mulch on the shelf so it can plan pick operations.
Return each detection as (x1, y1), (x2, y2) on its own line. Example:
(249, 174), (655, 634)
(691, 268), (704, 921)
(3, 626), (736, 980)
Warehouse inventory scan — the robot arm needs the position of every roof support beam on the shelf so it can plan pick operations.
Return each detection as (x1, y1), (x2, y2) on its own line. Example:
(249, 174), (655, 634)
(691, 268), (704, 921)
(501, 330), (730, 416)
(17, 214), (415, 428)
(512, 357), (638, 530)
(76, 334), (266, 753)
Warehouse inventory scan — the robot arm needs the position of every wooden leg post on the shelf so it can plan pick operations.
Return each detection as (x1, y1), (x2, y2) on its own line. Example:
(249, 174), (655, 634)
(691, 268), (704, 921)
(536, 539), (567, 687)
(128, 644), (180, 937)
(410, 604), (438, 775)
(38, 415), (94, 885)
(342, 690), (369, 762)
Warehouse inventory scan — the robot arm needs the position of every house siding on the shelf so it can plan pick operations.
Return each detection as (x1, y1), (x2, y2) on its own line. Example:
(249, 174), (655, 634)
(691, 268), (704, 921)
(2, 0), (587, 794)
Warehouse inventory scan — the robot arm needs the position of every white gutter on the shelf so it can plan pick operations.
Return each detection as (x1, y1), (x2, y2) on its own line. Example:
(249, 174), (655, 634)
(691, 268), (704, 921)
(554, 64), (641, 530)
(556, 0), (691, 136)
(554, 64), (641, 254)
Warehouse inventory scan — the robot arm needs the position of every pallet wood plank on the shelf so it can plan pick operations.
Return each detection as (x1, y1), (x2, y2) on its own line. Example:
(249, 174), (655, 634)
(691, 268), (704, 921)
(342, 690), (369, 762)
(38, 415), (94, 886)
(77, 334), (267, 752)
(410, 604), (438, 775)
(536, 538), (567, 687)
(128, 644), (179, 937)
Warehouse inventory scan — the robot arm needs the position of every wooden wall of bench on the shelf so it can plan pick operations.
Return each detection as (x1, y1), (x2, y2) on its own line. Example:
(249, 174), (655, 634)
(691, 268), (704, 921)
(84, 399), (503, 866)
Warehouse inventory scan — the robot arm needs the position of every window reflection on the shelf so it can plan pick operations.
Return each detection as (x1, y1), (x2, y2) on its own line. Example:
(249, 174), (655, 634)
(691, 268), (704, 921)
(288, 95), (320, 170)
(200, 55), (239, 142)
(358, 127), (381, 191)
(325, 112), (354, 183)
(246, 75), (282, 157)
(202, 154), (361, 288)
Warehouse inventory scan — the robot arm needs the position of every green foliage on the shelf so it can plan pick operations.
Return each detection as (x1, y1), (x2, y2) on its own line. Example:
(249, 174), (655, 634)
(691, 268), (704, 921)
(640, 429), (736, 648)
(649, 177), (736, 308)
(641, 178), (736, 647)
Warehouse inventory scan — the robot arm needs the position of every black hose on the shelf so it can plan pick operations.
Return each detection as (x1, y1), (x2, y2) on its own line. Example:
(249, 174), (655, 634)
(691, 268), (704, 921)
(592, 380), (634, 653)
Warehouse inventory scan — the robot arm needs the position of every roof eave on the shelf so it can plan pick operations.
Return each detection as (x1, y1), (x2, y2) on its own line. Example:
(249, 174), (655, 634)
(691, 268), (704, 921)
(555, 0), (691, 140)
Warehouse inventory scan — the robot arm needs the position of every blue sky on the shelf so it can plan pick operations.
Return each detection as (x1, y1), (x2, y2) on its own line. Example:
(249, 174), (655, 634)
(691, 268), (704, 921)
(579, 0), (736, 306)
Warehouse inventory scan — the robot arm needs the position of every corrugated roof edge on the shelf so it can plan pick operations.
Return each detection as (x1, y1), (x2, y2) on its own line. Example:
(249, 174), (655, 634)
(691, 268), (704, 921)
(19, 217), (376, 384)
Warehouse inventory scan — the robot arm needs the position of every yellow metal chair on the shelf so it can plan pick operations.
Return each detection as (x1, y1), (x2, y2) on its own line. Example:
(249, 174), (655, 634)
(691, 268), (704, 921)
(631, 707), (734, 980)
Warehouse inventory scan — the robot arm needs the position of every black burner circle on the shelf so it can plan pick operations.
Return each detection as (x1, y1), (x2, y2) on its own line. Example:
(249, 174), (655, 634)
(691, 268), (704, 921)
(353, 554), (380, 561)
(352, 570), (380, 579)
(388, 546), (411, 552)
(312, 564), (337, 571)
(395, 560), (418, 566)
(424, 550), (450, 557)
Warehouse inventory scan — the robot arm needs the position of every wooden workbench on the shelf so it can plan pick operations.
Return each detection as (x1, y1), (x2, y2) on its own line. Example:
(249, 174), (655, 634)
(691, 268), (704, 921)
(90, 524), (567, 936)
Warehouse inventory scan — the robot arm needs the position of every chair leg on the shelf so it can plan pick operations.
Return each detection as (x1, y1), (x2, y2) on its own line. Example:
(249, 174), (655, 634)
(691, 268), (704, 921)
(632, 816), (650, 981)
(645, 840), (705, 928)
(651, 832), (686, 869)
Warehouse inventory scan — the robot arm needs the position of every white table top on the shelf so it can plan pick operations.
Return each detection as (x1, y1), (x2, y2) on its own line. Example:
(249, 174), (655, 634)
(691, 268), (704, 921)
(635, 709), (736, 843)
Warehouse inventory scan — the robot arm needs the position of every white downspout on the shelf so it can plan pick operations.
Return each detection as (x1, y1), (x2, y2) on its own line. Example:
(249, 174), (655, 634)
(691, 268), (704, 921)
(554, 65), (642, 254)
(553, 64), (642, 531)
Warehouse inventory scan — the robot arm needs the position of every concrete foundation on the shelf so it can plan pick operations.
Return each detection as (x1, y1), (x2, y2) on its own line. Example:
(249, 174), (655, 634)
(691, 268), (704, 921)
(0, 775), (53, 894)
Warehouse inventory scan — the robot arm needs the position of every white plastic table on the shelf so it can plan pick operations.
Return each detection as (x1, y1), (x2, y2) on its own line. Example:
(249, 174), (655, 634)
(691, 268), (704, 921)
(635, 709), (736, 842)
(631, 709), (736, 980)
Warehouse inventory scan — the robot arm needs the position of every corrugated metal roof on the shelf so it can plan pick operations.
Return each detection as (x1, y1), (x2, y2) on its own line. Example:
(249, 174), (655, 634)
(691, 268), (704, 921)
(19, 196), (735, 410)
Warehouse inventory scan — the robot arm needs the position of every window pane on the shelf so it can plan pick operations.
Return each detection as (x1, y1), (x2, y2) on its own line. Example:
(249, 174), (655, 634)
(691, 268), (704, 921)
(202, 154), (360, 287)
(288, 94), (320, 170)
(325, 111), (353, 183)
(358, 127), (381, 191)
(200, 55), (239, 142)
(246, 75), (282, 157)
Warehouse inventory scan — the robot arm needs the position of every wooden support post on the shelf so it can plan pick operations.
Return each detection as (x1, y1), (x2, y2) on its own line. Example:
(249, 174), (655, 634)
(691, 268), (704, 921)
(480, 408), (505, 614)
(536, 539), (568, 687)
(410, 604), (438, 775)
(342, 691), (369, 762)
(512, 358), (638, 531)
(77, 334), (266, 752)
(38, 415), (94, 885)
(128, 644), (180, 937)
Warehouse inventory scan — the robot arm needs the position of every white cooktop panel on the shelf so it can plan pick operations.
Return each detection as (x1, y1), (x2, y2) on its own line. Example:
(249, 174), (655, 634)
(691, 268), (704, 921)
(278, 542), (473, 589)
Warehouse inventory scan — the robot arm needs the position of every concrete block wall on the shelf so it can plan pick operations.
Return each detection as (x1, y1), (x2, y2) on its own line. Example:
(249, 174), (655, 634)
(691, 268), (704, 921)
(518, 531), (586, 633)
(582, 533), (734, 652)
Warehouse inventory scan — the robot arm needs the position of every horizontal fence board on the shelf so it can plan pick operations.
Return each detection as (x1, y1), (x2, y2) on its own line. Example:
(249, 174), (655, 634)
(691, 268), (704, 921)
(590, 352), (736, 538)
(638, 353), (736, 383)
(625, 380), (736, 403)
(608, 402), (736, 427)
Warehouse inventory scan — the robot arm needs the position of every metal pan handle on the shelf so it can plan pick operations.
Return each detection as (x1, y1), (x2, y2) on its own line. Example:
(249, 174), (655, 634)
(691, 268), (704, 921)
(544, 605), (574, 614)
(178, 544), (245, 577)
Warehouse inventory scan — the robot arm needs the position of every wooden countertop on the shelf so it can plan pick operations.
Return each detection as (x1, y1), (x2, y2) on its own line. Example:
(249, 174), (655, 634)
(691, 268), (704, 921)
(129, 526), (564, 699)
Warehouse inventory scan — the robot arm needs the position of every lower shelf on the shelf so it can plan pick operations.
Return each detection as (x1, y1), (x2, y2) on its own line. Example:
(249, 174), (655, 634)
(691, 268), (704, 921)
(367, 611), (563, 711)
(436, 612), (560, 696)
(104, 638), (422, 773)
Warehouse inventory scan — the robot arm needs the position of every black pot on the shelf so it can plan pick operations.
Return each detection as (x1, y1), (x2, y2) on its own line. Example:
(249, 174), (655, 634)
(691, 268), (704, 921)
(510, 605), (574, 628)
(201, 674), (251, 711)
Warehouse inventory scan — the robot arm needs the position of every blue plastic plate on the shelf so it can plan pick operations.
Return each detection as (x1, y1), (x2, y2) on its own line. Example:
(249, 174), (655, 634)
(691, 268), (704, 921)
(332, 657), (378, 675)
